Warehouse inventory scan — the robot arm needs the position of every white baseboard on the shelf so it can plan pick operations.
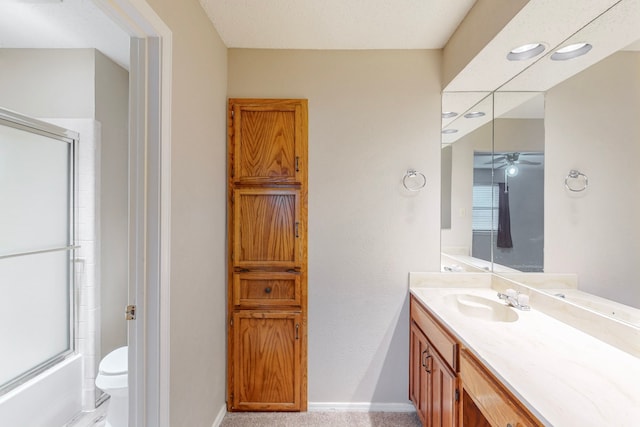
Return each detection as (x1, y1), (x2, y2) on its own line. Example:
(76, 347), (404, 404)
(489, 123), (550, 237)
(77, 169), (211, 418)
(308, 402), (416, 412)
(211, 404), (227, 427)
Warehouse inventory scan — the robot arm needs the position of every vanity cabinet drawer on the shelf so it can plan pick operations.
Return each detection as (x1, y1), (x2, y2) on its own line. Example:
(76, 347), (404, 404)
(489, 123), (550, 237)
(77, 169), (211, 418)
(233, 271), (301, 308)
(460, 350), (542, 427)
(410, 295), (458, 372)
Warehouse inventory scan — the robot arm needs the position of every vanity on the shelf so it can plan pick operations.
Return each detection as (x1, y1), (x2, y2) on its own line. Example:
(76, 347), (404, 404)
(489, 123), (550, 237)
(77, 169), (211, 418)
(408, 272), (640, 427)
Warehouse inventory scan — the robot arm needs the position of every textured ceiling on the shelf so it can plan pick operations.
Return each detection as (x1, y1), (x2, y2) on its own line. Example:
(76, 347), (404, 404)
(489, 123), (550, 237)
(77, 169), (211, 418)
(199, 0), (476, 49)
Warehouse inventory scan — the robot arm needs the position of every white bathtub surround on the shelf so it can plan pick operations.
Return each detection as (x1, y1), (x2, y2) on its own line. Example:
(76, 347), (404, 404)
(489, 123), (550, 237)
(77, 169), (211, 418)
(409, 272), (640, 426)
(63, 400), (108, 427)
(0, 356), (82, 427)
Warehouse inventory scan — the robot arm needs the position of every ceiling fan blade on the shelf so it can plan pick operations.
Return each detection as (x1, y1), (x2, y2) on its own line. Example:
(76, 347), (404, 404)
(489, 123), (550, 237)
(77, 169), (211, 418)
(518, 160), (541, 165)
(492, 156), (507, 162)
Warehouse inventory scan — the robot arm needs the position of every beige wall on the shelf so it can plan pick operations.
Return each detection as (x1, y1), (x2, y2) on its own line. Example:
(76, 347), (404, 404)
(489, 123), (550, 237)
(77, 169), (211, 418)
(94, 50), (130, 360)
(545, 51), (640, 308)
(0, 49), (95, 117)
(144, 0), (229, 425)
(228, 49), (441, 404)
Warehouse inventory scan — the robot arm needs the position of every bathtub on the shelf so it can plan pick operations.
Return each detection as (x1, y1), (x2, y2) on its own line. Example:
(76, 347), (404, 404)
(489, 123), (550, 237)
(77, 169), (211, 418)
(0, 355), (83, 427)
(548, 288), (640, 327)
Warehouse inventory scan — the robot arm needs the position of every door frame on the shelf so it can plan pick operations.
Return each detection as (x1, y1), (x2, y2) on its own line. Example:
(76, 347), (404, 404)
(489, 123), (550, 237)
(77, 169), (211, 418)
(94, 1), (172, 425)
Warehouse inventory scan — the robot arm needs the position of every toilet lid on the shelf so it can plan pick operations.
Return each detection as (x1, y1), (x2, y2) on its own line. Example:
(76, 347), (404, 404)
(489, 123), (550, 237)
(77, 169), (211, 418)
(100, 346), (128, 375)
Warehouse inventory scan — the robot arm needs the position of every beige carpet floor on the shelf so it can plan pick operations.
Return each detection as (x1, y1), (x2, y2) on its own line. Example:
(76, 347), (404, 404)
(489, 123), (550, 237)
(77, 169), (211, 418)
(220, 411), (421, 427)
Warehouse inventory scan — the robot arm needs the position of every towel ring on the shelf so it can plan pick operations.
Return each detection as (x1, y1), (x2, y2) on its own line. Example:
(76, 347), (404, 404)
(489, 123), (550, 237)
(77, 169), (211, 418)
(565, 169), (588, 192)
(403, 169), (426, 192)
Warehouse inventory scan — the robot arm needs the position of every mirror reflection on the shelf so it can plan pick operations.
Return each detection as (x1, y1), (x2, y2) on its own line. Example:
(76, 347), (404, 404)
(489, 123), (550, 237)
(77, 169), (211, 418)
(441, 16), (640, 311)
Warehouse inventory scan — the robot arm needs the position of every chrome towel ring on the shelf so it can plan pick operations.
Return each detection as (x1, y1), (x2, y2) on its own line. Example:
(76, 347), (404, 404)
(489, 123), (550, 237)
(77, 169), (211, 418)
(565, 169), (588, 192)
(403, 169), (426, 192)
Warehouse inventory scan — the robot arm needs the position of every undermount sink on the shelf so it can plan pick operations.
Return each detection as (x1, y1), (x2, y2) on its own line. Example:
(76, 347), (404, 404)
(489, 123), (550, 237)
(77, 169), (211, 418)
(444, 293), (519, 322)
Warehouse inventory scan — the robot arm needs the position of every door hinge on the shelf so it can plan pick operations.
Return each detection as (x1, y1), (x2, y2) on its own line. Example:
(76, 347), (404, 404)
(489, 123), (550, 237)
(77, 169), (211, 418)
(125, 304), (136, 320)
(455, 389), (460, 402)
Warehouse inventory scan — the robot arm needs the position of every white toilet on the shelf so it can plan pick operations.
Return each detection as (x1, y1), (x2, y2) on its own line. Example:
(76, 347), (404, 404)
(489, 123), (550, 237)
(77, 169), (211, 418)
(95, 346), (128, 427)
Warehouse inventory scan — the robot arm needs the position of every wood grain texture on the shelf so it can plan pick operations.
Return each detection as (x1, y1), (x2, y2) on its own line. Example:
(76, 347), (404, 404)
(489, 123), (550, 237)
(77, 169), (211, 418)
(227, 98), (308, 412)
(410, 322), (430, 426)
(233, 271), (301, 308)
(411, 297), (459, 372)
(239, 109), (296, 180)
(461, 390), (492, 427)
(234, 188), (300, 267)
(410, 300), (458, 427)
(231, 99), (307, 185)
(430, 350), (457, 427)
(460, 350), (543, 427)
(233, 311), (301, 411)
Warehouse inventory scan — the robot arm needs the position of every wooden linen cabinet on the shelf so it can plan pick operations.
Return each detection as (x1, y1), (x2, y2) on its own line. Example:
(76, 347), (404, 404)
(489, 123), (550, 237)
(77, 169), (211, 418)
(227, 99), (308, 411)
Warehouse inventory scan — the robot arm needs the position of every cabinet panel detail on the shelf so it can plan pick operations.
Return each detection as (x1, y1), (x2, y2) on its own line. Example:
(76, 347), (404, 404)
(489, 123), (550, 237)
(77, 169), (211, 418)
(460, 349), (542, 427)
(234, 188), (300, 267)
(411, 297), (458, 371)
(410, 322), (430, 426)
(233, 271), (301, 308)
(232, 311), (301, 411)
(232, 100), (307, 185)
(228, 98), (308, 412)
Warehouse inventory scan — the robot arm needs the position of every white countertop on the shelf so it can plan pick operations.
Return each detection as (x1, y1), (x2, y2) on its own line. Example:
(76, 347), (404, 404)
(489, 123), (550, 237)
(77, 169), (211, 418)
(409, 284), (640, 427)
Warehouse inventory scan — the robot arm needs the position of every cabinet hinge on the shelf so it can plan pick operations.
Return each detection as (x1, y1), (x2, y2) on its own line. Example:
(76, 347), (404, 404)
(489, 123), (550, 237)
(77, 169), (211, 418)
(455, 389), (460, 402)
(231, 109), (235, 118)
(125, 304), (136, 320)
(295, 156), (300, 172)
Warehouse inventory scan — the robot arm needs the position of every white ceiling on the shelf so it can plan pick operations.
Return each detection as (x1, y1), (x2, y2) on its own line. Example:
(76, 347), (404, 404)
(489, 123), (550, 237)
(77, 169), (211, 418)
(199, 0), (476, 49)
(0, 0), (130, 69)
(0, 0), (477, 70)
(1, 0), (638, 95)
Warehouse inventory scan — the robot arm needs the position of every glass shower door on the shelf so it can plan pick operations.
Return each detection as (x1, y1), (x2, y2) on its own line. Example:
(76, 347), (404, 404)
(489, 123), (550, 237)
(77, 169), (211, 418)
(0, 109), (78, 393)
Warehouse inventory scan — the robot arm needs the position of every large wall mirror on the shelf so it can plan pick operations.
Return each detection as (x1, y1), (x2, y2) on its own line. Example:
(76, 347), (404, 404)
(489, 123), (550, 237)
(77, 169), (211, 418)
(441, 3), (640, 310)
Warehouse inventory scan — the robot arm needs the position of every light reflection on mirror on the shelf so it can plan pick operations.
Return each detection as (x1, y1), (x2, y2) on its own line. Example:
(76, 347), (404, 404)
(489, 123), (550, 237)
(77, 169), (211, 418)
(441, 0), (640, 321)
(441, 93), (492, 272)
(440, 47), (640, 311)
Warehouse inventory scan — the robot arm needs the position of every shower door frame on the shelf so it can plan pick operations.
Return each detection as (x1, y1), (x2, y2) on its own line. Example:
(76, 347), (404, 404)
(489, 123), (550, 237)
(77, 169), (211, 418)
(0, 109), (79, 395)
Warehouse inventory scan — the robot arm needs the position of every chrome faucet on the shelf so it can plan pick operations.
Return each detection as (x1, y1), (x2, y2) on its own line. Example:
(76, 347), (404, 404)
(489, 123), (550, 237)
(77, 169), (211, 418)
(497, 289), (531, 311)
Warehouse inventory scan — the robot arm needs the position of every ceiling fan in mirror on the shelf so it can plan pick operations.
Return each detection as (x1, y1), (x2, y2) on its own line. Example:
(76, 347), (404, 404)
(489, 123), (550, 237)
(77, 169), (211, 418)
(486, 152), (542, 177)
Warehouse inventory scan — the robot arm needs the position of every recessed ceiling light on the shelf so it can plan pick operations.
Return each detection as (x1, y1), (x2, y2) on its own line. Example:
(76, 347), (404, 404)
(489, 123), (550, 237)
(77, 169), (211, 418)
(442, 129), (458, 134)
(507, 43), (545, 61)
(464, 111), (485, 119)
(442, 111), (458, 119)
(551, 43), (592, 61)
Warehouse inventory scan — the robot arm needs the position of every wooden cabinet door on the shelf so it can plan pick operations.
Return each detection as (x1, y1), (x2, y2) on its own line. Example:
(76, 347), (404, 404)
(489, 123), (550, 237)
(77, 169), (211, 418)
(228, 98), (308, 412)
(231, 311), (302, 411)
(233, 188), (301, 269)
(230, 99), (307, 185)
(429, 349), (457, 427)
(410, 322), (430, 426)
(233, 271), (301, 309)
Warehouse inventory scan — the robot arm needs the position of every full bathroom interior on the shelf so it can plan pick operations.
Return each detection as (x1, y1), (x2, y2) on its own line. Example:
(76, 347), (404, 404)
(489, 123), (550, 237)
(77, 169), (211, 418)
(0, 46), (130, 426)
(0, 1), (639, 427)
